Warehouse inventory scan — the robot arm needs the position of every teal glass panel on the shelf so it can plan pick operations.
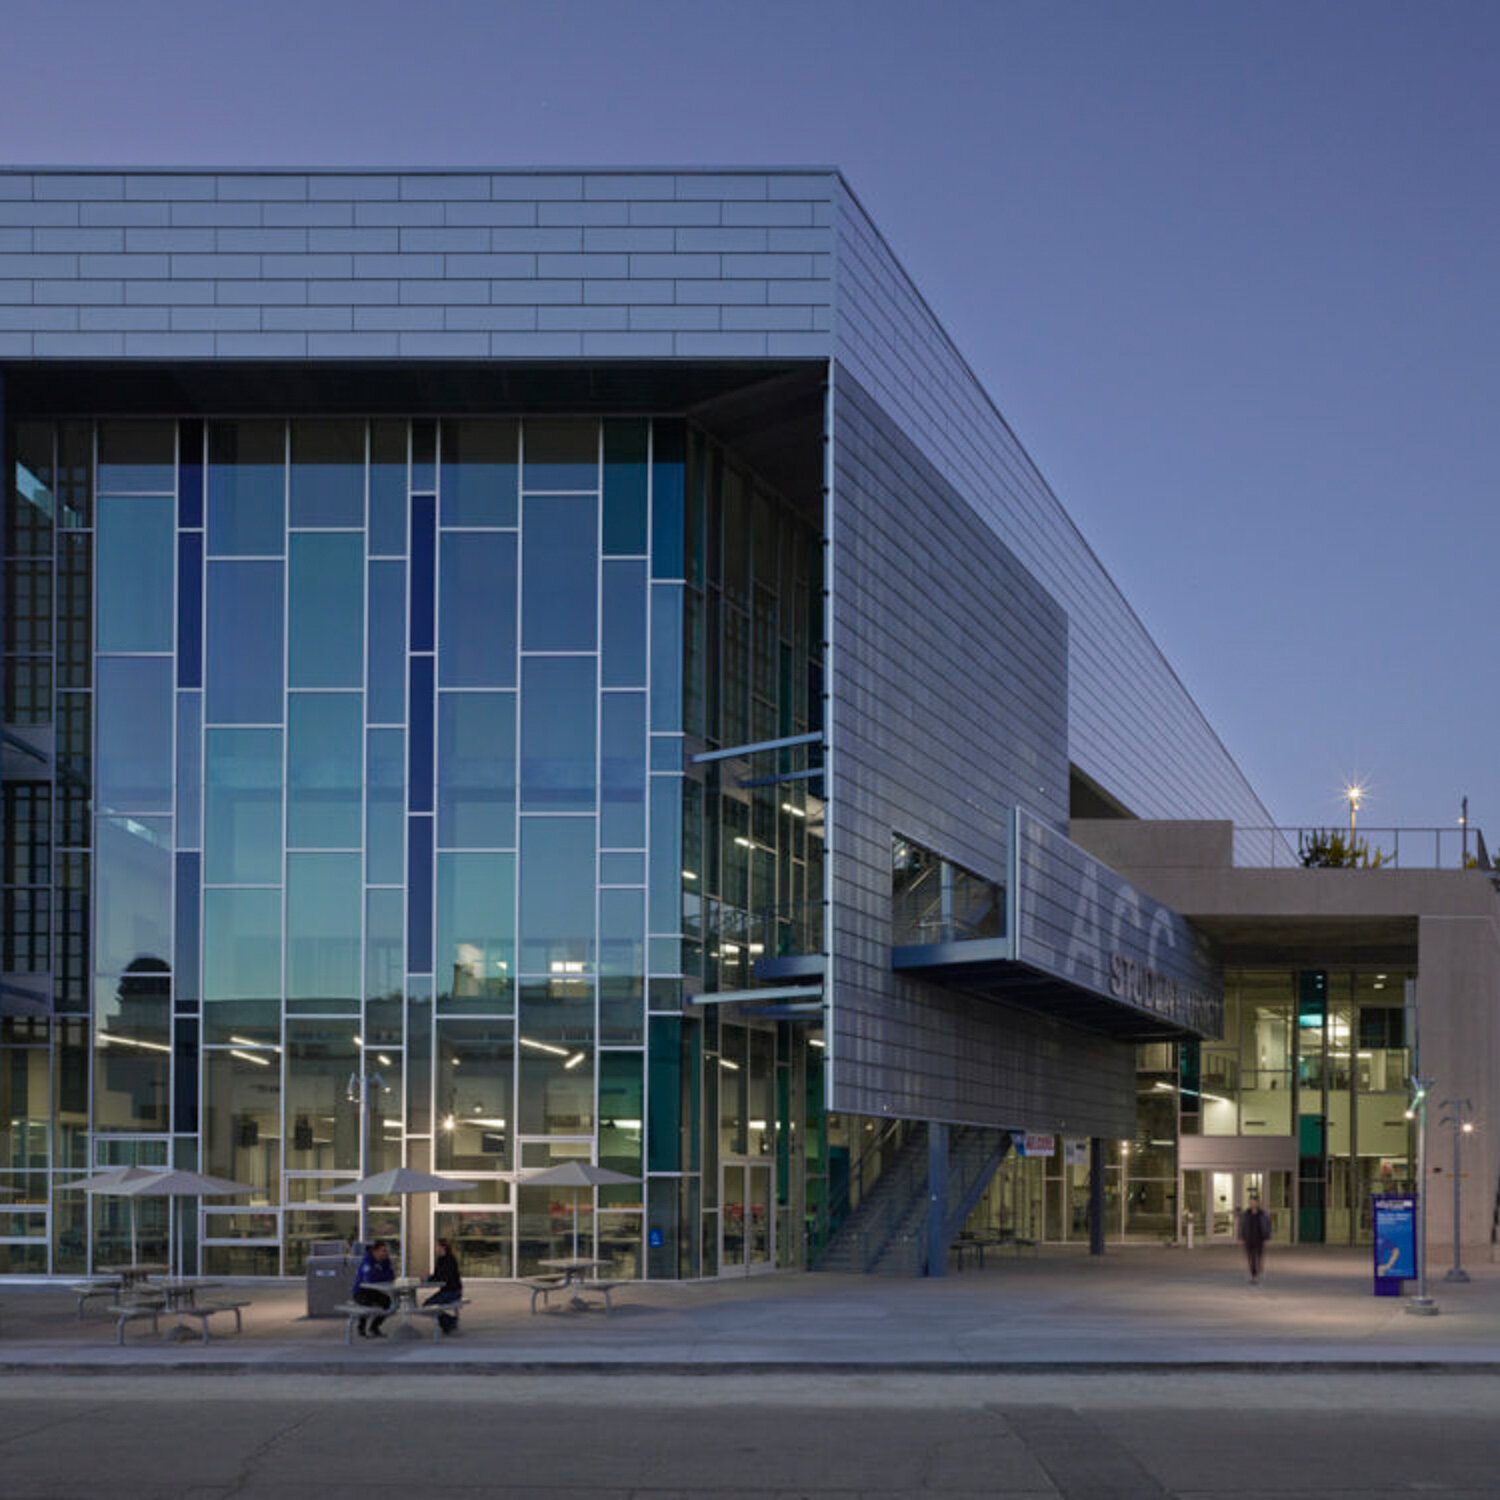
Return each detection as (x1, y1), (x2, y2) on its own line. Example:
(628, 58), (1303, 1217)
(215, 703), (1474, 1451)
(602, 420), (648, 555)
(286, 853), (362, 1007)
(289, 533), (364, 688)
(94, 815), (172, 976)
(440, 418), (517, 527)
(96, 656), (174, 812)
(203, 888), (282, 1001)
(207, 420), (285, 556)
(647, 1017), (683, 1173)
(520, 656), (595, 812)
(97, 496), (175, 651)
(600, 851), (644, 884)
(98, 420), (175, 493)
(438, 531), (517, 687)
(599, 886), (644, 979)
(522, 494), (597, 651)
(205, 560), (283, 723)
(290, 419), (364, 528)
(601, 560), (647, 686)
(650, 420), (685, 579)
(523, 418), (597, 491)
(367, 559), (406, 721)
(366, 887), (404, 1004)
(600, 692), (646, 848)
(369, 420), (408, 555)
(437, 692), (516, 849)
(287, 694), (362, 849)
(598, 1052), (643, 1179)
(204, 728), (283, 884)
(436, 852), (515, 1011)
(649, 776), (683, 935)
(650, 584), (684, 732)
(600, 976), (644, 1046)
(519, 817), (595, 973)
(366, 728), (405, 884)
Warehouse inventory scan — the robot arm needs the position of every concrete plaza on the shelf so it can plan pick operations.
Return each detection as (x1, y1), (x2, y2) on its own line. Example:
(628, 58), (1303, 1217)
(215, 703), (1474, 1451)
(3, 1243), (1500, 1371)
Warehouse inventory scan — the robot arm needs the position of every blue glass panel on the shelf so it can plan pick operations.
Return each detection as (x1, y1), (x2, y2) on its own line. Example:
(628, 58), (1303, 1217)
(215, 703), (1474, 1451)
(519, 816), (596, 972)
(437, 692), (516, 849)
(436, 852), (515, 1008)
(409, 655), (434, 813)
(287, 694), (362, 848)
(366, 887), (404, 1003)
(603, 421), (648, 555)
(369, 420), (408, 555)
(522, 495), (597, 651)
(175, 691), (202, 849)
(600, 886), (644, 978)
(290, 420), (364, 528)
(204, 728), (283, 884)
(286, 853), (362, 1005)
(174, 1019), (199, 1132)
(523, 419), (597, 491)
(520, 656), (595, 812)
(178, 419), (203, 529)
(439, 531), (517, 687)
(650, 736), (682, 771)
(600, 692), (646, 849)
(600, 851), (644, 884)
(177, 531), (202, 688)
(94, 814), (172, 974)
(207, 420), (285, 556)
(367, 728), (405, 884)
(601, 560), (647, 687)
(96, 656), (173, 812)
(441, 419), (516, 526)
(203, 888), (282, 1001)
(651, 420), (685, 579)
(289, 532), (364, 688)
(97, 496), (175, 652)
(367, 559), (406, 722)
(97, 420), (175, 494)
(407, 816), (434, 973)
(205, 560), (283, 723)
(412, 420), (436, 494)
(175, 851), (200, 1003)
(649, 776), (683, 934)
(410, 493), (435, 652)
(650, 584), (684, 733)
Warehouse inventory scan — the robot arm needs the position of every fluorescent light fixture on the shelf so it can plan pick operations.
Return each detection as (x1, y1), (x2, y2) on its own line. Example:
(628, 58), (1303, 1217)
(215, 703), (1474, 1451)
(228, 1034), (280, 1051)
(549, 960), (586, 974)
(96, 1033), (171, 1054)
(718, 1057), (740, 1071)
(683, 870), (698, 881)
(734, 836), (753, 849)
(808, 1038), (825, 1050)
(519, 1037), (570, 1058)
(377, 1054), (393, 1066)
(230, 1048), (271, 1067)
(782, 803), (806, 817)
(563, 1052), (587, 1070)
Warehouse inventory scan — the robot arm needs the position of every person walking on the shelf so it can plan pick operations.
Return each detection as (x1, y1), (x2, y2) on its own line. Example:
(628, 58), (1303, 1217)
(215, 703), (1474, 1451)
(351, 1238), (396, 1337)
(423, 1236), (464, 1335)
(1239, 1194), (1271, 1284)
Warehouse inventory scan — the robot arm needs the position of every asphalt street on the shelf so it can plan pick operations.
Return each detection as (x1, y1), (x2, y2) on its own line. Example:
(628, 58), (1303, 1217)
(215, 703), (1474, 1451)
(2, 1371), (1499, 1498)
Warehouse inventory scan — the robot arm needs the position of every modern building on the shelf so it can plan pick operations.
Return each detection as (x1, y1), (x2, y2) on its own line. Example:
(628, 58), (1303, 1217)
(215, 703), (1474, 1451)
(1, 168), (1494, 1282)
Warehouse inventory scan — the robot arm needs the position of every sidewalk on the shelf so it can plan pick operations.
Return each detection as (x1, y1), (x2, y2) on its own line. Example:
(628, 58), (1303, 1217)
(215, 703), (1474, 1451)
(4, 1243), (1499, 1373)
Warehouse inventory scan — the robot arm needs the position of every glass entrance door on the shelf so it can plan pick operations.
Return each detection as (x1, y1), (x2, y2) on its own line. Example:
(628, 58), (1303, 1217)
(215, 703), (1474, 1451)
(720, 1161), (774, 1274)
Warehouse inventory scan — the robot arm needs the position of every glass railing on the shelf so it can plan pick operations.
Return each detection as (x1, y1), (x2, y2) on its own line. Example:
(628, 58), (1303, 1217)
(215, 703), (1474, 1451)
(1235, 826), (1490, 871)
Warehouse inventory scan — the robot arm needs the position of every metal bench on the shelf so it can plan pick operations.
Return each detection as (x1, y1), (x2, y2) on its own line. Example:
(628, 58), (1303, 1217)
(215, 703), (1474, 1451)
(108, 1301), (165, 1344)
(523, 1275), (568, 1313)
(407, 1299), (470, 1340)
(578, 1280), (621, 1314)
(169, 1299), (250, 1342)
(71, 1279), (123, 1319)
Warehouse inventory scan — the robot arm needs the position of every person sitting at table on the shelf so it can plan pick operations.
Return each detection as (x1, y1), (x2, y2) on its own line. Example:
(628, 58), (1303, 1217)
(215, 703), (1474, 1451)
(351, 1238), (395, 1338)
(422, 1236), (463, 1335)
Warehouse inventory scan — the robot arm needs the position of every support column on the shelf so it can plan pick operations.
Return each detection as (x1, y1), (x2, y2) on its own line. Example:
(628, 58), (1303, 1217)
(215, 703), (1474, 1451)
(927, 1121), (949, 1277)
(1089, 1137), (1105, 1256)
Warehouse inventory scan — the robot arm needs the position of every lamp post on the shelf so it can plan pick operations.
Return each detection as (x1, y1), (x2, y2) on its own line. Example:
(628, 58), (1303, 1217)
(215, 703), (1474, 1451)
(346, 1067), (388, 1245)
(1405, 1076), (1438, 1315)
(1440, 1099), (1474, 1283)
(1345, 783), (1364, 845)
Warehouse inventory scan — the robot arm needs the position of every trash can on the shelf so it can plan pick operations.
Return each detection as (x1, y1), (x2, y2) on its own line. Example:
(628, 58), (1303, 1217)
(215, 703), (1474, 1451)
(306, 1240), (358, 1318)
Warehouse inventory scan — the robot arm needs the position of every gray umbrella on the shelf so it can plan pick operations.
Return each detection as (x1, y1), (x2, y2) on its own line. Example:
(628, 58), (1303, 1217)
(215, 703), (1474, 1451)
(114, 1169), (258, 1278)
(54, 1167), (175, 1265)
(522, 1162), (638, 1258)
(329, 1168), (480, 1252)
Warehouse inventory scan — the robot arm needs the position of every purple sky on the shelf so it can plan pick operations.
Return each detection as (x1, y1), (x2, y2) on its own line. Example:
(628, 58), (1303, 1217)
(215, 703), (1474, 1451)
(6, 0), (1497, 835)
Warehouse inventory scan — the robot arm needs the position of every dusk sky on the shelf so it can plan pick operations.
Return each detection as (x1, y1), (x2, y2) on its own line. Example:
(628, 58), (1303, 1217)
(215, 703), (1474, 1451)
(5, 0), (1496, 836)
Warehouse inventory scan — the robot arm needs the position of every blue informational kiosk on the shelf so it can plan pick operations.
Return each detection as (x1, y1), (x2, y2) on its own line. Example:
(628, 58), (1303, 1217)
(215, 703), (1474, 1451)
(1372, 1194), (1417, 1296)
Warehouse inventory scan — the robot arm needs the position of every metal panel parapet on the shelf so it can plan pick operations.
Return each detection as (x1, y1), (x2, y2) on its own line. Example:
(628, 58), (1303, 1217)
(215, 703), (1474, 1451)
(1234, 826), (1489, 872)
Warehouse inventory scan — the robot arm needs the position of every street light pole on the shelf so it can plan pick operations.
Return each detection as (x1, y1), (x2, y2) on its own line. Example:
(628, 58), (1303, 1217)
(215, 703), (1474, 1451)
(1442, 1099), (1473, 1283)
(347, 1067), (387, 1246)
(1406, 1076), (1438, 1315)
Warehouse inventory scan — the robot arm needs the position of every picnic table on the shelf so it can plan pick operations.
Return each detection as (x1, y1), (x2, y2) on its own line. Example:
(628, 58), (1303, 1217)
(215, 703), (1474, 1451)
(536, 1257), (618, 1312)
(336, 1276), (466, 1343)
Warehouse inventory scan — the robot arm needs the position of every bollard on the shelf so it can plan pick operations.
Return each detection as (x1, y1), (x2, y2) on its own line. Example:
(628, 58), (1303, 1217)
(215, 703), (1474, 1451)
(1185, 1215), (1194, 1250)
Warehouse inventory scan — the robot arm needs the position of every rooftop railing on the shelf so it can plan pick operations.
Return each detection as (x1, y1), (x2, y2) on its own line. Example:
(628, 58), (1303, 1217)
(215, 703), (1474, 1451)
(1235, 826), (1489, 871)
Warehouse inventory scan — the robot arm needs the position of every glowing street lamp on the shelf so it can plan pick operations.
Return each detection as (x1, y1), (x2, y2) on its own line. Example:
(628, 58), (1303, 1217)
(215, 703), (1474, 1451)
(1345, 783), (1365, 843)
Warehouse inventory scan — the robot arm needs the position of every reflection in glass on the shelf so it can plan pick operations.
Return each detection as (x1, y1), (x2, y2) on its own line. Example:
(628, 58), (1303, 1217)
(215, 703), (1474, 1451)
(523, 418), (597, 491)
(650, 584), (683, 732)
(98, 420), (175, 494)
(288, 694), (362, 849)
(651, 421), (685, 579)
(97, 496), (175, 652)
(366, 729), (405, 884)
(440, 419), (517, 526)
(439, 532), (517, 687)
(436, 852), (515, 1010)
(203, 889), (282, 1001)
(519, 817), (595, 973)
(289, 533), (363, 688)
(94, 970), (171, 1132)
(601, 560), (647, 686)
(436, 1020), (514, 1173)
(176, 691), (202, 849)
(290, 420), (364, 528)
(369, 420), (408, 555)
(93, 815), (172, 976)
(437, 692), (515, 849)
(366, 887), (404, 1003)
(599, 887), (644, 979)
(520, 656), (595, 811)
(600, 693), (646, 848)
(208, 420), (285, 556)
(599, 1052), (643, 1179)
(522, 495), (597, 651)
(286, 1020), (360, 1170)
(95, 657), (174, 812)
(367, 559), (406, 722)
(204, 729), (283, 884)
(286, 854), (361, 1009)
(603, 420), (648, 554)
(205, 1050), (281, 1201)
(206, 560), (283, 723)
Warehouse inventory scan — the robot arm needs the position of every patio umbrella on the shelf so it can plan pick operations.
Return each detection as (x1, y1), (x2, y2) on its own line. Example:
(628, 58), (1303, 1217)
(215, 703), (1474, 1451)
(521, 1162), (638, 1259)
(114, 1169), (258, 1279)
(53, 1167), (174, 1265)
(329, 1167), (479, 1247)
